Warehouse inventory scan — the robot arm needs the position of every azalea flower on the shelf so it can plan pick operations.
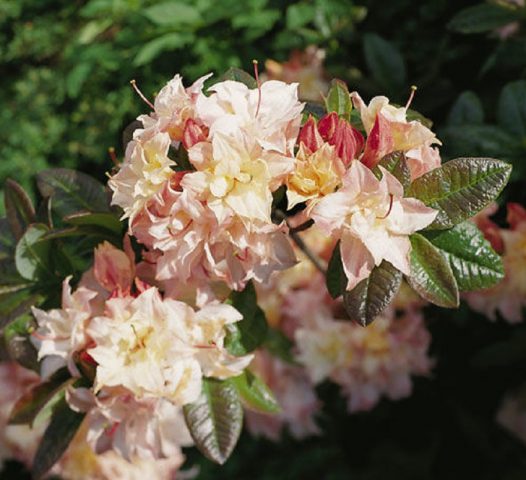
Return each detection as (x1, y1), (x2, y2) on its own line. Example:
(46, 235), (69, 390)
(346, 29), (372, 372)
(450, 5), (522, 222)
(32, 276), (99, 378)
(351, 92), (441, 177)
(87, 287), (252, 405)
(109, 131), (175, 221)
(311, 160), (437, 291)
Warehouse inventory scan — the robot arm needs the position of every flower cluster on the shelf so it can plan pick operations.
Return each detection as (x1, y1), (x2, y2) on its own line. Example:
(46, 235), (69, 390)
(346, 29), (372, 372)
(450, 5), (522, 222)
(466, 202), (526, 323)
(1, 66), (511, 475)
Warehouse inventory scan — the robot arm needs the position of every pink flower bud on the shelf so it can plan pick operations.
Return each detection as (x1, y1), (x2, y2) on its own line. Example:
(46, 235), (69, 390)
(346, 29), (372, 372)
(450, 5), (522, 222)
(182, 118), (207, 150)
(94, 241), (134, 294)
(318, 112), (365, 166)
(317, 112), (339, 140)
(298, 116), (324, 152)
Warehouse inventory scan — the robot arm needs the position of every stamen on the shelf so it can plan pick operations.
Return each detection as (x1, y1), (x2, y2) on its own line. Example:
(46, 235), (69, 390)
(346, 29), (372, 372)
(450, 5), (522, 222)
(377, 194), (394, 220)
(405, 85), (417, 110)
(108, 147), (119, 166)
(253, 59), (262, 118)
(130, 79), (155, 110)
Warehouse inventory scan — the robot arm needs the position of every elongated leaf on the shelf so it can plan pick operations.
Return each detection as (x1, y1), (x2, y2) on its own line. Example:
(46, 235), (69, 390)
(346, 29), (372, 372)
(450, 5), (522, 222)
(448, 4), (520, 34)
(325, 79), (352, 119)
(424, 222), (504, 291)
(134, 32), (193, 66)
(216, 68), (257, 89)
(143, 2), (200, 26)
(263, 328), (295, 364)
(363, 33), (406, 92)
(9, 367), (72, 425)
(326, 241), (346, 299)
(407, 234), (459, 308)
(63, 211), (122, 235)
(37, 169), (110, 218)
(225, 282), (268, 355)
(406, 158), (512, 229)
(183, 378), (243, 465)
(4, 179), (35, 240)
(32, 397), (85, 479)
(231, 370), (280, 414)
(15, 224), (53, 281)
(447, 91), (484, 126)
(374, 151), (411, 189)
(343, 261), (402, 326)
(497, 80), (526, 137)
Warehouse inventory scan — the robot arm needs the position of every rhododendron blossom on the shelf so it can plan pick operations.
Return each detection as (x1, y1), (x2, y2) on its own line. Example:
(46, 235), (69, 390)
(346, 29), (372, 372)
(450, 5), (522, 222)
(88, 287), (251, 404)
(311, 160), (438, 290)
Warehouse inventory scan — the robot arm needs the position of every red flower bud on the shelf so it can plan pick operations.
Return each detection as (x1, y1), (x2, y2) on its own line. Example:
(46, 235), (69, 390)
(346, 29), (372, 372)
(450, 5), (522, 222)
(317, 112), (365, 166)
(317, 112), (339, 141)
(298, 116), (324, 152)
(182, 118), (207, 150)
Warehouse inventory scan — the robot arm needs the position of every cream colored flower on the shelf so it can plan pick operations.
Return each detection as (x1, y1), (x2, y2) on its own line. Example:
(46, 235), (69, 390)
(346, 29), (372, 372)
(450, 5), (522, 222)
(87, 287), (251, 405)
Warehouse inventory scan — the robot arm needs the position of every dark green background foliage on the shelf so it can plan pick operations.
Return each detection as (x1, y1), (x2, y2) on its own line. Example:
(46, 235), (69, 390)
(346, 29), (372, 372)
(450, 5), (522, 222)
(2, 0), (526, 478)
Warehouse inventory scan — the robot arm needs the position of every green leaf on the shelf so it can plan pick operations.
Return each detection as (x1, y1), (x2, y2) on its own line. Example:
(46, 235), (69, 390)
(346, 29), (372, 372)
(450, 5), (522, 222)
(183, 378), (243, 465)
(263, 328), (295, 364)
(37, 169), (110, 218)
(15, 224), (53, 281)
(447, 91), (484, 126)
(216, 68), (257, 89)
(9, 367), (72, 426)
(406, 234), (459, 308)
(424, 222), (504, 291)
(325, 79), (352, 119)
(225, 282), (268, 355)
(363, 33), (406, 92)
(343, 261), (402, 326)
(134, 32), (193, 66)
(143, 2), (201, 26)
(32, 396), (85, 479)
(3, 314), (39, 372)
(326, 241), (346, 299)
(63, 212), (122, 235)
(497, 80), (526, 138)
(374, 151), (411, 189)
(448, 4), (520, 34)
(4, 179), (35, 240)
(286, 3), (315, 29)
(406, 158), (512, 229)
(231, 370), (280, 414)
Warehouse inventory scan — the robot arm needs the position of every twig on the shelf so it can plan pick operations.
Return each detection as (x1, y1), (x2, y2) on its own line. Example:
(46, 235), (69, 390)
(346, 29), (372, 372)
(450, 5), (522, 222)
(274, 210), (327, 275)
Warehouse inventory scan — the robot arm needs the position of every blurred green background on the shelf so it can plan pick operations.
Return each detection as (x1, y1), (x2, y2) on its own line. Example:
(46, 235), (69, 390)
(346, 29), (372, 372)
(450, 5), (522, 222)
(2, 0), (526, 478)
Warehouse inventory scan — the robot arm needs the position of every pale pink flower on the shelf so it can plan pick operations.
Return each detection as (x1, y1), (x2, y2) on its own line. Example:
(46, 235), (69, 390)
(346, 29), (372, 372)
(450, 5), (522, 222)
(87, 287), (252, 405)
(264, 46), (329, 102)
(351, 92), (441, 174)
(138, 73), (212, 144)
(183, 131), (273, 225)
(195, 79), (303, 188)
(245, 350), (320, 441)
(32, 276), (98, 377)
(465, 203), (526, 323)
(311, 160), (437, 291)
(0, 362), (42, 469)
(93, 239), (135, 294)
(109, 131), (175, 221)
(67, 386), (192, 464)
(294, 309), (433, 412)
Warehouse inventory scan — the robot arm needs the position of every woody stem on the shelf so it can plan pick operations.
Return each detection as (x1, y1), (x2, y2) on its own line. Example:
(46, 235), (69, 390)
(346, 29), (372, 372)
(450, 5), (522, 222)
(274, 210), (327, 275)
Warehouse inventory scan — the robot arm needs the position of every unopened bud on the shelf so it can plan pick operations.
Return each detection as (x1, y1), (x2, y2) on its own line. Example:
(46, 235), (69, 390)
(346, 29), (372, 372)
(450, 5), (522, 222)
(182, 118), (207, 150)
(298, 116), (324, 152)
